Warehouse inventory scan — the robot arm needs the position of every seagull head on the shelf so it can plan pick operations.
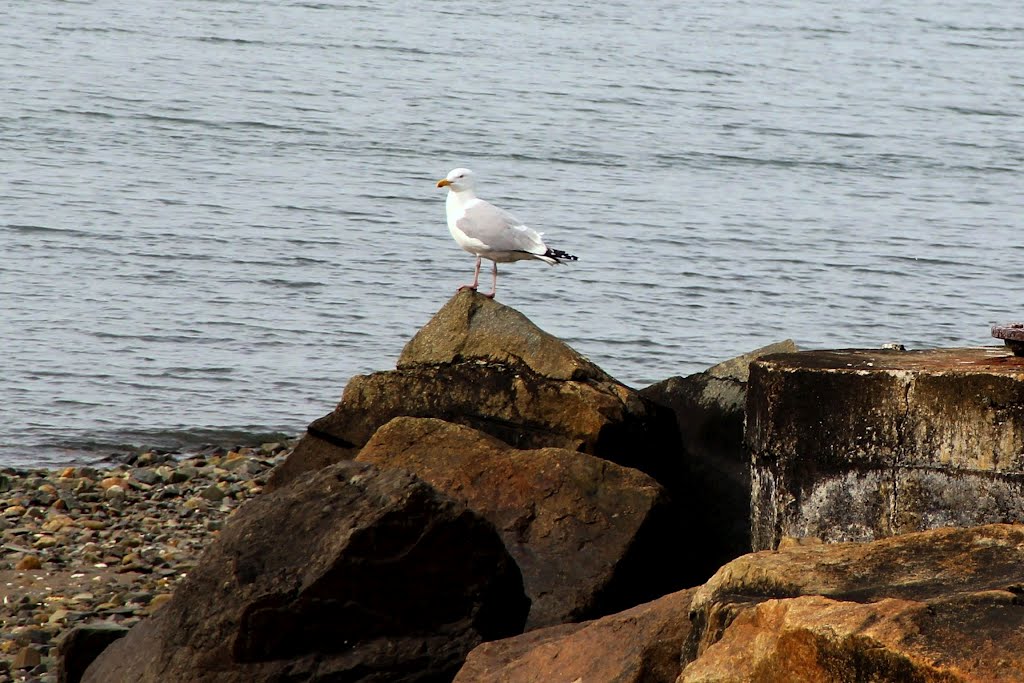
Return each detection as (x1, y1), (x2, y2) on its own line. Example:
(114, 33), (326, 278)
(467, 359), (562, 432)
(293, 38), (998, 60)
(436, 168), (475, 192)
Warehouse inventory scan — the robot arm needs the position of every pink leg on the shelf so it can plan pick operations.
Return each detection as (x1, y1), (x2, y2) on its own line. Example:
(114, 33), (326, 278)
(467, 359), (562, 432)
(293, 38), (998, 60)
(458, 257), (482, 292)
(482, 261), (497, 299)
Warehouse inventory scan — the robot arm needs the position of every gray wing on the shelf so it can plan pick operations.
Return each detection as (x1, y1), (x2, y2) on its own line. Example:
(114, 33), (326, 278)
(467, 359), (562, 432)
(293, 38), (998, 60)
(456, 200), (546, 255)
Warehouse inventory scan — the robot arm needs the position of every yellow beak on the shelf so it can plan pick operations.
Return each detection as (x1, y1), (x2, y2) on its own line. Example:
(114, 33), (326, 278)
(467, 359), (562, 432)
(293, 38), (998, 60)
(436, 178), (451, 188)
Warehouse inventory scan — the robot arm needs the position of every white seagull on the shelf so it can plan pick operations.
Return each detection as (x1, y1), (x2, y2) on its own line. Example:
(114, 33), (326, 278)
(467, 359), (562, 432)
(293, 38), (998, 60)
(436, 168), (578, 298)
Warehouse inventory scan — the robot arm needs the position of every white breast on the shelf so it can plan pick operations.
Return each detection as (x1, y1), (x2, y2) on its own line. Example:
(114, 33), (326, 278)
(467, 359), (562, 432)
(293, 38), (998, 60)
(446, 193), (489, 254)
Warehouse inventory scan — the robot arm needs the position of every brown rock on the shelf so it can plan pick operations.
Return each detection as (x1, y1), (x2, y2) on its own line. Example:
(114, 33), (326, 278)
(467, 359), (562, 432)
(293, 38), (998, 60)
(681, 524), (1024, 681)
(681, 593), (1024, 682)
(13, 645), (41, 669)
(455, 588), (696, 683)
(99, 477), (128, 491)
(397, 289), (611, 381)
(269, 291), (683, 499)
(16, 554), (42, 570)
(83, 461), (529, 683)
(357, 417), (680, 628)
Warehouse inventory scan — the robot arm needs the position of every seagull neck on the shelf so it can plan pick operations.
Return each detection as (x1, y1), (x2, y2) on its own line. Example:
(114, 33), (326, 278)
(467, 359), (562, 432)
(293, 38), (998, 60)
(447, 187), (477, 206)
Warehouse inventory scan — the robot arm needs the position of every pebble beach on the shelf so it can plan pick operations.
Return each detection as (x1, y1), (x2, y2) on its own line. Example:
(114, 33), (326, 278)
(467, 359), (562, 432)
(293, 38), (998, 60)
(0, 442), (295, 682)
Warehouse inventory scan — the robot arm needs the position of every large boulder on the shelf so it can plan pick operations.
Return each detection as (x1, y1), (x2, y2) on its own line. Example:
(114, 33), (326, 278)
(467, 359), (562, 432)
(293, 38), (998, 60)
(454, 588), (697, 683)
(747, 347), (1024, 550)
(681, 524), (1024, 681)
(269, 291), (684, 501)
(356, 417), (681, 628)
(83, 462), (529, 683)
(447, 524), (1024, 682)
(641, 340), (797, 573)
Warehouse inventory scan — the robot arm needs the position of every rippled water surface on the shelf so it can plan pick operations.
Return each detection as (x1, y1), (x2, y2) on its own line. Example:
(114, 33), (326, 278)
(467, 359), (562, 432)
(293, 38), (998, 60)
(2, 1), (1022, 466)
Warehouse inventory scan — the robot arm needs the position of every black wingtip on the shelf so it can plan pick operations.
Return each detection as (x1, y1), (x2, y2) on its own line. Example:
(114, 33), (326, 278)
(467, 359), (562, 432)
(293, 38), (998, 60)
(545, 248), (578, 263)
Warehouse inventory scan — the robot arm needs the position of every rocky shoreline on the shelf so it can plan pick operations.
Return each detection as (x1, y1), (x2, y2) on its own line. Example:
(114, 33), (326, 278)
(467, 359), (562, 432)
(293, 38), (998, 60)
(0, 442), (295, 682)
(8, 291), (1024, 682)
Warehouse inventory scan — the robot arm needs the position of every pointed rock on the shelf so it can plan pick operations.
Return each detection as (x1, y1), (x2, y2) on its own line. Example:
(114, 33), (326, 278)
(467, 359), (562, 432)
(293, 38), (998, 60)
(269, 292), (684, 504)
(399, 289), (610, 382)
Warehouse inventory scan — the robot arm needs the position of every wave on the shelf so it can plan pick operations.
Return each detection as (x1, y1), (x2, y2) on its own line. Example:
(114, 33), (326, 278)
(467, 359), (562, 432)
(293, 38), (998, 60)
(2, 426), (299, 469)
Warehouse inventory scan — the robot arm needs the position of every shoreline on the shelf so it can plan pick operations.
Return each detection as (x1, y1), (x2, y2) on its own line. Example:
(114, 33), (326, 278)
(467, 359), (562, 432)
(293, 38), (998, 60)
(0, 441), (295, 682)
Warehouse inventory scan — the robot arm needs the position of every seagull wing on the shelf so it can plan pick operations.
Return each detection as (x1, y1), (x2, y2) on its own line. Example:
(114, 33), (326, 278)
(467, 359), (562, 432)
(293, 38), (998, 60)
(456, 199), (546, 256)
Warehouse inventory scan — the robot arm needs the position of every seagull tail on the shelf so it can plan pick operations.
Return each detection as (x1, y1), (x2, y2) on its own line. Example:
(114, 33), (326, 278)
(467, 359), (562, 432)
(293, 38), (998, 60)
(541, 247), (578, 265)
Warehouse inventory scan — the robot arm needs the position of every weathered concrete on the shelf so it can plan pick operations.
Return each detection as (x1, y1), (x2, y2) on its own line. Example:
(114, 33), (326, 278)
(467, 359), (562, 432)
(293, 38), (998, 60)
(748, 347), (1024, 550)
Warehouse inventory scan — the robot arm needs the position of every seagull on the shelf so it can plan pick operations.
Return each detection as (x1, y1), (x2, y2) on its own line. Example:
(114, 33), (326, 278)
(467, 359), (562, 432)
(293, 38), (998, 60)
(436, 168), (577, 298)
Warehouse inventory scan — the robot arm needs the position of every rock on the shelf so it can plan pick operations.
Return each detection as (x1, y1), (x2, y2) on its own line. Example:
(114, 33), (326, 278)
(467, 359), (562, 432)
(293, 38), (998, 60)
(12, 646), (41, 669)
(641, 340), (798, 577)
(357, 417), (680, 628)
(748, 347), (1024, 549)
(103, 486), (125, 502)
(269, 291), (684, 504)
(16, 555), (42, 570)
(397, 289), (611, 381)
(83, 461), (529, 683)
(682, 594), (1024, 683)
(56, 622), (130, 683)
(454, 588), (696, 683)
(168, 466), (197, 484)
(681, 523), (1024, 681)
(197, 485), (225, 502)
(130, 469), (161, 486)
(181, 497), (207, 511)
(41, 515), (75, 532)
(146, 594), (172, 613)
(34, 535), (58, 549)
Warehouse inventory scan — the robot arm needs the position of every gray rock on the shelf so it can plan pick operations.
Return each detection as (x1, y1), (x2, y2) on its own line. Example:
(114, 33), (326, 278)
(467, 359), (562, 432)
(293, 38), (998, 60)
(640, 340), (798, 575)
(197, 485), (225, 502)
(130, 469), (161, 486)
(168, 467), (197, 484)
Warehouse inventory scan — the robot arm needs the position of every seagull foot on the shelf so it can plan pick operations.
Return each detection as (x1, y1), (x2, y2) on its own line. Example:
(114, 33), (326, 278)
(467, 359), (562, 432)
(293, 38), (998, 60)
(457, 285), (478, 293)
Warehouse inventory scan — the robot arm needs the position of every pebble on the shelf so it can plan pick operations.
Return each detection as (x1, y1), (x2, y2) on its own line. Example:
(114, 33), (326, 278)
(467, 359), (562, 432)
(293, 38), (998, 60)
(0, 440), (294, 681)
(14, 556), (41, 571)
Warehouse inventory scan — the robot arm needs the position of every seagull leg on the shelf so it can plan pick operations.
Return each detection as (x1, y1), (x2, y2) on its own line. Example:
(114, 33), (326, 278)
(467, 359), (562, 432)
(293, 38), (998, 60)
(458, 256), (482, 292)
(483, 261), (497, 299)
